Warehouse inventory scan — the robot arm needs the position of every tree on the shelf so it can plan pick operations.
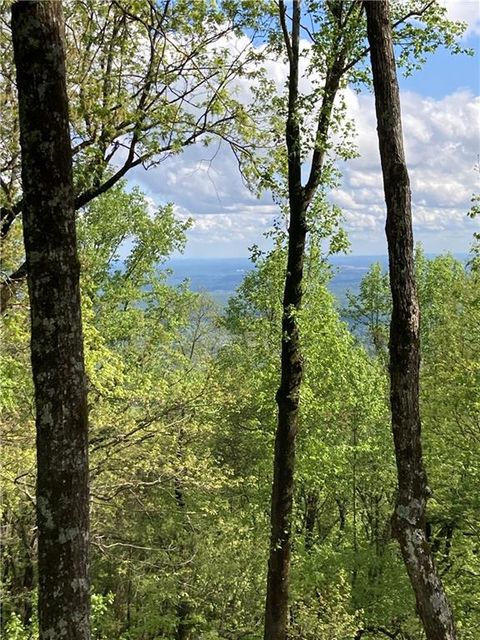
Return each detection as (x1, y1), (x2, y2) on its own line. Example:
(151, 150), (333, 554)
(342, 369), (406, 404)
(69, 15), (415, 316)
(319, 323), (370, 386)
(1, 0), (265, 311)
(2, 2), (473, 637)
(2, 198), (478, 636)
(364, 1), (457, 637)
(467, 192), (480, 270)
(418, 255), (480, 638)
(2, 176), (270, 638)
(341, 251), (480, 636)
(11, 2), (90, 639)
(345, 262), (391, 356)
(223, 240), (400, 638)
(262, 2), (466, 638)
(263, 2), (352, 635)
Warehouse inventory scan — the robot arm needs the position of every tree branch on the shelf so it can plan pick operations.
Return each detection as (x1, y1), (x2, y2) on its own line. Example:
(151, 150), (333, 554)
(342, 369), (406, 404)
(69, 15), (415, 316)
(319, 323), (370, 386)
(279, 0), (293, 65)
(342, 0), (436, 74)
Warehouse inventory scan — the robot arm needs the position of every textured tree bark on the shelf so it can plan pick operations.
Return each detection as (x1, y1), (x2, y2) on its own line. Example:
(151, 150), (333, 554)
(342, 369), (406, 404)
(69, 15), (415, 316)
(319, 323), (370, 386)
(363, 2), (456, 638)
(263, 3), (346, 638)
(12, 2), (90, 639)
(263, 3), (304, 639)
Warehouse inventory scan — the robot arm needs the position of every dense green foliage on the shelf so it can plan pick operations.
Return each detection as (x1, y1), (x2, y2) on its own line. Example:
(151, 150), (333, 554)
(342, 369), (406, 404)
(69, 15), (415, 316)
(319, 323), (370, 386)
(1, 1), (478, 638)
(1, 183), (479, 639)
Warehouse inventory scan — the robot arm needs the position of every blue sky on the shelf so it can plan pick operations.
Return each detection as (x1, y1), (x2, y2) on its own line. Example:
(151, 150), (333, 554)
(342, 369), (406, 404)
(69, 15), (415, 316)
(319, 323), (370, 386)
(400, 43), (479, 97)
(133, 2), (480, 259)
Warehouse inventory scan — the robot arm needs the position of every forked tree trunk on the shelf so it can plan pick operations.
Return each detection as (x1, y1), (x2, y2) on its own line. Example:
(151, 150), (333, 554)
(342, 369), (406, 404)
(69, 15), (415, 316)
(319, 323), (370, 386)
(264, 3), (347, 638)
(264, 3), (305, 639)
(364, 2), (456, 638)
(12, 2), (90, 639)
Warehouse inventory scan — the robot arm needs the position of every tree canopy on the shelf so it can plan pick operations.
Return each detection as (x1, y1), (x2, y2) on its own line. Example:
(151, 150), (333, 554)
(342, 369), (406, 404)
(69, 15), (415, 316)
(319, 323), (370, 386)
(1, 2), (478, 640)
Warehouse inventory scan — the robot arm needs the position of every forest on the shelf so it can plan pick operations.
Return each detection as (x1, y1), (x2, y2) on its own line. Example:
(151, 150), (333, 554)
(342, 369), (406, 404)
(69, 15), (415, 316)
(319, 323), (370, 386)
(0, 1), (479, 640)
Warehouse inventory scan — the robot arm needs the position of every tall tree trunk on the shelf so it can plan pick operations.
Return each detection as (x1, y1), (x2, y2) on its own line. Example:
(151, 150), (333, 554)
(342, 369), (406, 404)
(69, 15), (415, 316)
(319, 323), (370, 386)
(363, 2), (456, 638)
(264, 4), (304, 639)
(12, 3), (90, 639)
(264, 3), (347, 638)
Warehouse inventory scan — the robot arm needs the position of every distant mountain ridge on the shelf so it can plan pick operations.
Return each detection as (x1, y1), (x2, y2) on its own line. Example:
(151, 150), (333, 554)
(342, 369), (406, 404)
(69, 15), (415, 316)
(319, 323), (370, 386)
(165, 255), (391, 306)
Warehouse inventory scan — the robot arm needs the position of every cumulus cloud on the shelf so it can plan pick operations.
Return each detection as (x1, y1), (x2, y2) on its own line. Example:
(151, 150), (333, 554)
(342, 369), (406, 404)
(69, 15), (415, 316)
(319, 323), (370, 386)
(133, 143), (264, 217)
(127, 26), (479, 258)
(440, 0), (480, 37)
(332, 88), (479, 253)
(171, 204), (276, 257)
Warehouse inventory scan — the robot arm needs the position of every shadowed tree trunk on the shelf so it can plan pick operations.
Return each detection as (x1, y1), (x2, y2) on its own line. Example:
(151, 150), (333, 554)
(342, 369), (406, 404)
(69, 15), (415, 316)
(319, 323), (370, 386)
(12, 2), (90, 639)
(174, 427), (193, 640)
(364, 2), (456, 638)
(263, 5), (305, 637)
(264, 2), (347, 639)
(304, 491), (319, 552)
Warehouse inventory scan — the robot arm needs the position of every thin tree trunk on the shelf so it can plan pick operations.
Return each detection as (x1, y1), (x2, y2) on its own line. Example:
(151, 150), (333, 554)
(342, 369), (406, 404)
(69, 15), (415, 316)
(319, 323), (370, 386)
(174, 429), (193, 640)
(264, 3), (304, 639)
(264, 3), (347, 638)
(19, 525), (34, 627)
(304, 491), (319, 552)
(363, 2), (456, 638)
(12, 2), (90, 639)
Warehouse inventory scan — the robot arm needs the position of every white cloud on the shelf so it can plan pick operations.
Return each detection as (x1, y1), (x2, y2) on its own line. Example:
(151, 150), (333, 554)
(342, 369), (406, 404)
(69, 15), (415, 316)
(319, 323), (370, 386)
(331, 88), (479, 254)
(126, 31), (479, 259)
(172, 205), (276, 258)
(440, 0), (480, 37)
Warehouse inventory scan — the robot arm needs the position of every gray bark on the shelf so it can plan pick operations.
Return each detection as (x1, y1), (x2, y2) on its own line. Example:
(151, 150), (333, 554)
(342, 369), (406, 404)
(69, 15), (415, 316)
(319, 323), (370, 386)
(363, 2), (457, 638)
(12, 2), (90, 638)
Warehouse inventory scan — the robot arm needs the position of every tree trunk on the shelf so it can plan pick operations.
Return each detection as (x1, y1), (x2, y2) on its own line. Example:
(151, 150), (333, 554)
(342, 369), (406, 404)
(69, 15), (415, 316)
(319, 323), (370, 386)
(12, 3), (90, 639)
(264, 198), (306, 640)
(363, 2), (456, 638)
(304, 491), (319, 552)
(263, 3), (347, 638)
(263, 3), (304, 639)
(174, 432), (193, 640)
